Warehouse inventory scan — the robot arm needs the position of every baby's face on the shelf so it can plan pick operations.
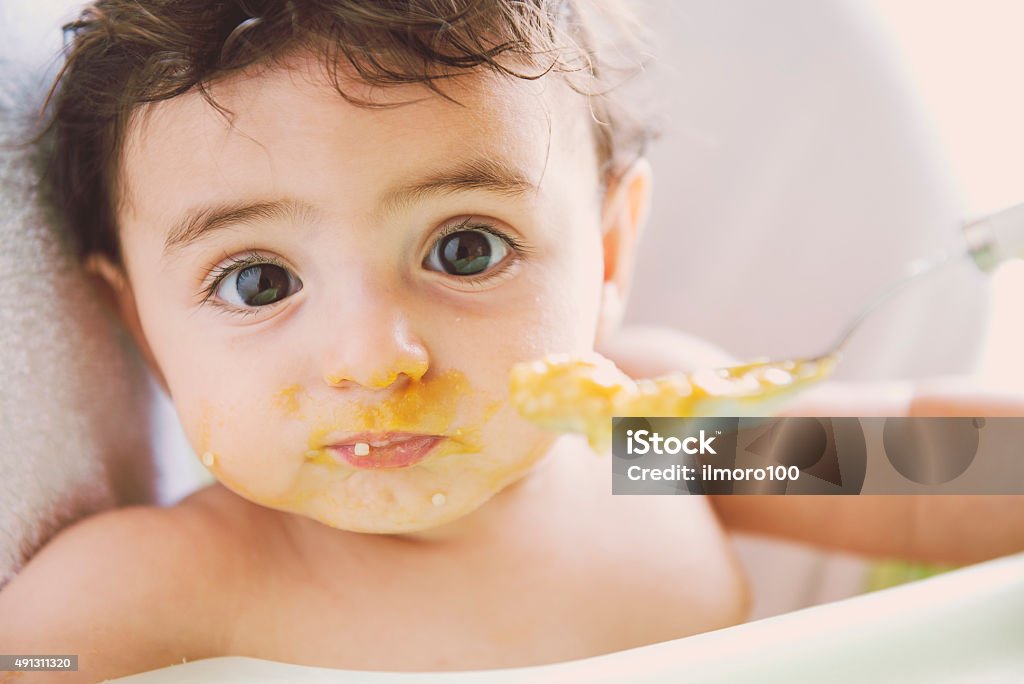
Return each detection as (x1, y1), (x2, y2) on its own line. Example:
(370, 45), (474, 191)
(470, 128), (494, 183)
(114, 53), (607, 533)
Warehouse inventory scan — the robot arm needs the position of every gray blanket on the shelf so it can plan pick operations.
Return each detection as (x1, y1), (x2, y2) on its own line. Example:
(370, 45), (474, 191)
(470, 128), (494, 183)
(0, 2), (156, 587)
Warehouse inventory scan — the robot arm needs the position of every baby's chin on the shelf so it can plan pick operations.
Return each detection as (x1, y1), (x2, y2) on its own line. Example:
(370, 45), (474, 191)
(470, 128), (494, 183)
(305, 476), (478, 532)
(213, 467), (513, 536)
(210, 433), (558, 536)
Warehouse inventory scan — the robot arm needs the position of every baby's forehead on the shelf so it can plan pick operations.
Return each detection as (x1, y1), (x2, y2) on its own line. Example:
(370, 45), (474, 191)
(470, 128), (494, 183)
(117, 53), (598, 225)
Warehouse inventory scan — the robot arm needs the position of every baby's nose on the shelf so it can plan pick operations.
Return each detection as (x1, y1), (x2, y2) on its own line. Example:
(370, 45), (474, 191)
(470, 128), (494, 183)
(321, 308), (429, 390)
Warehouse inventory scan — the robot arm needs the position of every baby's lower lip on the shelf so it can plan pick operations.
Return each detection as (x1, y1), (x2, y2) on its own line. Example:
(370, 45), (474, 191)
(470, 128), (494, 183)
(329, 436), (444, 469)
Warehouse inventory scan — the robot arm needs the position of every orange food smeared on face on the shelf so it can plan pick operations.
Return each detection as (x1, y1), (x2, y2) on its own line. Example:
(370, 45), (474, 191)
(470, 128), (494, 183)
(206, 367), (541, 532)
(304, 369), (479, 457)
(275, 384), (305, 417)
(324, 361), (429, 390)
(356, 369), (468, 433)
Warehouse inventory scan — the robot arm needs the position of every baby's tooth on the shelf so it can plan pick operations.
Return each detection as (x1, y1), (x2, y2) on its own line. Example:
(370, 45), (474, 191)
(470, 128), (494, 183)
(353, 442), (370, 456)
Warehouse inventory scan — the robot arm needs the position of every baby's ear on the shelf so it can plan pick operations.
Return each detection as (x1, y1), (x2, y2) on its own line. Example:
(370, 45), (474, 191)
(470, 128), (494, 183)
(84, 254), (170, 394)
(596, 158), (653, 343)
(84, 254), (129, 316)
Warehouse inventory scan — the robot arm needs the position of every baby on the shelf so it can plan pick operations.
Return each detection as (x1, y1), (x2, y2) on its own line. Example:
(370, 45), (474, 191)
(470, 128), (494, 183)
(1, 1), (1020, 681)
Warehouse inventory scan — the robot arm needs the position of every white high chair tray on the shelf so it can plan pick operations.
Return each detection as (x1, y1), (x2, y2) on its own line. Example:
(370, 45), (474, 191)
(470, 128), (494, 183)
(112, 551), (1024, 683)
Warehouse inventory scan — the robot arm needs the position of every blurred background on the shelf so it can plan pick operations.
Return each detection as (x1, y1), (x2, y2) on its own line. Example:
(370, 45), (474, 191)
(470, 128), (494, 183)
(627, 0), (1024, 618)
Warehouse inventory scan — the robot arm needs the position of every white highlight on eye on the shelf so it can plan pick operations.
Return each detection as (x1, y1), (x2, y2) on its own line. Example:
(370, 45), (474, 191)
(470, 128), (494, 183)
(353, 442), (371, 456)
(431, 492), (447, 506)
(201, 451), (216, 467)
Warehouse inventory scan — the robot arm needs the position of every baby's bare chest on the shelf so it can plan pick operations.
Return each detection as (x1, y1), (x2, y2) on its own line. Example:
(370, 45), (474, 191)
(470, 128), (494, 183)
(226, 493), (748, 671)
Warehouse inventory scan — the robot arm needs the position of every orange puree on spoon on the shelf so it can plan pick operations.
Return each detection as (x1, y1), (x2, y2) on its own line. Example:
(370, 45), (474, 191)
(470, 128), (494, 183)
(509, 353), (836, 453)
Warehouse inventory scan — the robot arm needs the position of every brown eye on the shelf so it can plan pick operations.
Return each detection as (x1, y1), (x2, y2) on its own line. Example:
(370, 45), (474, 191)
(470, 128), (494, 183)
(425, 229), (510, 276)
(216, 263), (302, 307)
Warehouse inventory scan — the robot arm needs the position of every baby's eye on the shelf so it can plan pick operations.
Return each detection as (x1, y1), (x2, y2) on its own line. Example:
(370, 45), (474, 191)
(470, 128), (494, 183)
(424, 227), (511, 277)
(215, 262), (303, 308)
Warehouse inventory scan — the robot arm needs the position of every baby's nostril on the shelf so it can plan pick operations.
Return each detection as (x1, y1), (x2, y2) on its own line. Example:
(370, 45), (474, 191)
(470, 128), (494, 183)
(324, 372), (350, 387)
(324, 363), (428, 389)
(366, 370), (400, 389)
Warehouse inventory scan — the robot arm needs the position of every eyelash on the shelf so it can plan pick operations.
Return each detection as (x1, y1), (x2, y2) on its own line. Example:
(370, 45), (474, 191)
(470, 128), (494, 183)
(196, 219), (531, 315)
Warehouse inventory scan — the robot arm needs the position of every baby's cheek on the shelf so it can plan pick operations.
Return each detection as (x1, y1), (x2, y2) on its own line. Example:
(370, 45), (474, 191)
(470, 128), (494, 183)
(511, 273), (601, 359)
(184, 396), (307, 503)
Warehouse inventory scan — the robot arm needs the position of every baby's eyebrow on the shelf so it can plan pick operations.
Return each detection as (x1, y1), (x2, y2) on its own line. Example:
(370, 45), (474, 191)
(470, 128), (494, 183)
(162, 158), (536, 258)
(377, 157), (537, 218)
(163, 198), (317, 257)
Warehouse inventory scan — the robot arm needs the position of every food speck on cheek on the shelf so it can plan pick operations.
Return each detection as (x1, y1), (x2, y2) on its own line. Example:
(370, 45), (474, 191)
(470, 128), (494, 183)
(275, 384), (305, 417)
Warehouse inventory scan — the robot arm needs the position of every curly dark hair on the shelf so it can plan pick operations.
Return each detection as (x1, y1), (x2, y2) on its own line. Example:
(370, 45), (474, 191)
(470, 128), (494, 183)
(44, 0), (656, 263)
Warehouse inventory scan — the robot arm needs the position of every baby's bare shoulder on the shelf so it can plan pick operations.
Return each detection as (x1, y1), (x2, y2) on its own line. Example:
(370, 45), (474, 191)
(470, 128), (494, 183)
(0, 488), (247, 682)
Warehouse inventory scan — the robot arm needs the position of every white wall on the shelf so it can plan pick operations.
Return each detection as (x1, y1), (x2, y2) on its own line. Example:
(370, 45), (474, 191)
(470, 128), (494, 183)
(626, 0), (991, 381)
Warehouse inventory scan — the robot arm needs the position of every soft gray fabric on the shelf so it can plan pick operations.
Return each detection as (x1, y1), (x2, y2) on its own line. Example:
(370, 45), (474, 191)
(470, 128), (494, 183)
(0, 2), (156, 587)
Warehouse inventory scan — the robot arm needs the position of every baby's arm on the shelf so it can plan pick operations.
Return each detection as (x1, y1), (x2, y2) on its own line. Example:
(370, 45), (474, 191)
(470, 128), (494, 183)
(0, 505), (225, 682)
(598, 326), (1024, 564)
(712, 494), (1024, 565)
(713, 386), (1024, 564)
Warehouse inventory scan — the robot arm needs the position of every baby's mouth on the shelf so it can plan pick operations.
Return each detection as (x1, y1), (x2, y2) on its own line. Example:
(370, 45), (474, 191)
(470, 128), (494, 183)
(325, 432), (445, 469)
